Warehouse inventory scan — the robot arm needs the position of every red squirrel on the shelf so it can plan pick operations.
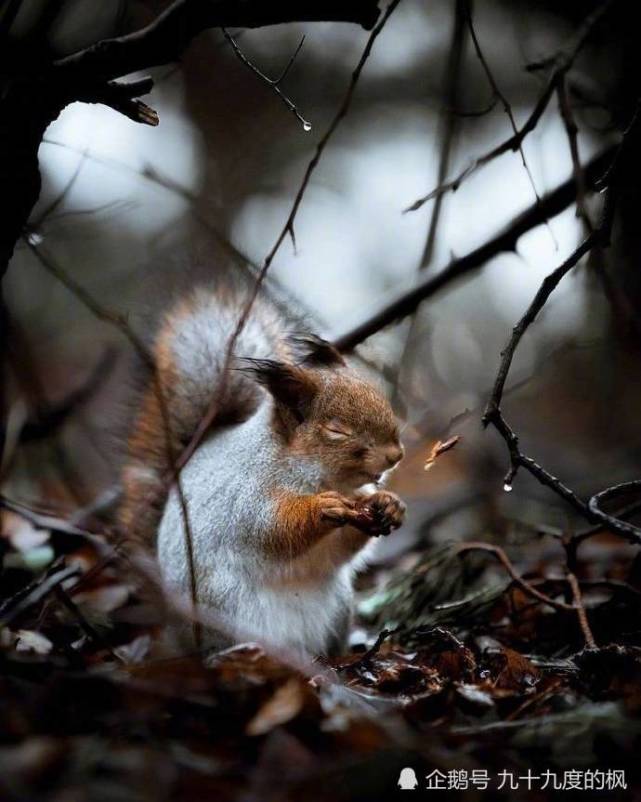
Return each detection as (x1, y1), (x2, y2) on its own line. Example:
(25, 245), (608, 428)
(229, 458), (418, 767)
(119, 284), (405, 656)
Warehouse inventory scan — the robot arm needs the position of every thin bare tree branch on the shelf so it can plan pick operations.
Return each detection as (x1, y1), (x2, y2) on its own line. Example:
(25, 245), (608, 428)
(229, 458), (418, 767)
(0, 0), (381, 275)
(405, 0), (618, 213)
(172, 0), (403, 478)
(588, 481), (641, 543)
(481, 105), (641, 541)
(334, 146), (615, 351)
(464, 0), (550, 240)
(566, 572), (597, 649)
(23, 238), (203, 647)
(455, 542), (575, 612)
(221, 28), (311, 130)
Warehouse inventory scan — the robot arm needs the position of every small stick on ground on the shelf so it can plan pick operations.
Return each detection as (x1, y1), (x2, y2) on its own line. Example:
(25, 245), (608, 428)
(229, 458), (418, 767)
(566, 572), (597, 649)
(456, 541), (574, 612)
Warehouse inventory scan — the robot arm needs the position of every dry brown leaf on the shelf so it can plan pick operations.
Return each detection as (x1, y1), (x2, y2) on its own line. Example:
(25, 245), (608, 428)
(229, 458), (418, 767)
(246, 678), (306, 736)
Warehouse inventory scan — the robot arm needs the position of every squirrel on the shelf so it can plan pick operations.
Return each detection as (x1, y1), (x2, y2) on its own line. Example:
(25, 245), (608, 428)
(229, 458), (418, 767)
(118, 282), (406, 656)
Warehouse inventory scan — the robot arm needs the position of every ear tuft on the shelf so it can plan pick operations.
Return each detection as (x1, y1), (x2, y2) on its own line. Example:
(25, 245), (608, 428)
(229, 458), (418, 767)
(287, 332), (346, 368)
(238, 358), (318, 421)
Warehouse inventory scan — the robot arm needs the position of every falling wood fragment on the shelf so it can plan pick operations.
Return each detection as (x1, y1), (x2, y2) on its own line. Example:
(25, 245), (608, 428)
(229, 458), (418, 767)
(424, 435), (461, 471)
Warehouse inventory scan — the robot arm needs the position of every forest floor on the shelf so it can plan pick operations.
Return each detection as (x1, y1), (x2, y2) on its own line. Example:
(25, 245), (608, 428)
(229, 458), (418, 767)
(1, 497), (641, 801)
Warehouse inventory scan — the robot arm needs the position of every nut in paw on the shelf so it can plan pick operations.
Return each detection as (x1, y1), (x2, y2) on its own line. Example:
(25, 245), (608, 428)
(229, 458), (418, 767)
(363, 490), (406, 536)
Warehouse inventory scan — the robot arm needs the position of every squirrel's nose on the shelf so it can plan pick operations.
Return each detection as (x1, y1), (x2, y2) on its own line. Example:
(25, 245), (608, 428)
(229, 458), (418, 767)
(386, 447), (403, 466)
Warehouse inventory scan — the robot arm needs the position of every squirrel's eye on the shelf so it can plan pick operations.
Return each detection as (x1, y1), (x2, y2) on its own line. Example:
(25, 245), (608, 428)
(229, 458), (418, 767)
(323, 427), (349, 441)
(322, 420), (353, 440)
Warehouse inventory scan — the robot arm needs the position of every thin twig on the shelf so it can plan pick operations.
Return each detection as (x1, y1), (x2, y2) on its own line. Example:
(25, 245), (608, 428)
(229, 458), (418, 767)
(422, 0), (466, 269)
(54, 585), (126, 663)
(480, 104), (641, 540)
(525, 0), (618, 73)
(390, 0), (466, 411)
(405, 0), (617, 213)
(456, 541), (574, 611)
(221, 28), (310, 130)
(556, 76), (593, 231)
(483, 232), (599, 425)
(334, 146), (615, 351)
(0, 563), (80, 627)
(23, 238), (202, 647)
(172, 0), (403, 478)
(464, 0), (554, 247)
(566, 572), (597, 649)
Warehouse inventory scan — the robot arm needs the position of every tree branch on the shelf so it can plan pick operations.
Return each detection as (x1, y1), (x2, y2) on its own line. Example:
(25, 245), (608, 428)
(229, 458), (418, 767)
(171, 0), (402, 477)
(480, 104), (641, 541)
(0, 0), (381, 275)
(54, 0), (381, 82)
(334, 146), (615, 351)
(405, 0), (618, 213)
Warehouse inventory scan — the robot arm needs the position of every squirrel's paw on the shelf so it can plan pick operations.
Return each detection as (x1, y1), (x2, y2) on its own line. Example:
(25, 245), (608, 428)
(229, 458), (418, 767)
(317, 491), (359, 527)
(363, 490), (406, 536)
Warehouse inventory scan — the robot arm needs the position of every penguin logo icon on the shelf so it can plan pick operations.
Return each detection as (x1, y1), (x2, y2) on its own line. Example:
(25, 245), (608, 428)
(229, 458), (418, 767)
(398, 767), (419, 790)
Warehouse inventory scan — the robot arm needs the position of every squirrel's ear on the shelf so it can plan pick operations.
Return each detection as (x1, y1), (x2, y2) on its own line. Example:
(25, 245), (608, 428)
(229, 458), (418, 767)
(240, 359), (318, 422)
(287, 333), (346, 368)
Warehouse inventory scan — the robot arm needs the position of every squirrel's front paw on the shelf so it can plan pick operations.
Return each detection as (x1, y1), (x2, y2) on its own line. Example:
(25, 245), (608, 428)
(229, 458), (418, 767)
(363, 490), (406, 536)
(317, 491), (359, 527)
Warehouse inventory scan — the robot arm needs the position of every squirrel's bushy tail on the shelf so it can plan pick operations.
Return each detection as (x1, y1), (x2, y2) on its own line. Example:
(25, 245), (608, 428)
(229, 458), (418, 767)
(118, 286), (291, 546)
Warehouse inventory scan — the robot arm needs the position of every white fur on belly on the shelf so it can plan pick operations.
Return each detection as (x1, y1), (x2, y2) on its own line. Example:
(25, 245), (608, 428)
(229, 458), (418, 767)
(232, 572), (352, 655)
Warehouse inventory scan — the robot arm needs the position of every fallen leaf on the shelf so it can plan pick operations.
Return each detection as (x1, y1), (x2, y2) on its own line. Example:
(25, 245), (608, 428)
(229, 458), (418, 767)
(492, 647), (540, 691)
(246, 678), (306, 736)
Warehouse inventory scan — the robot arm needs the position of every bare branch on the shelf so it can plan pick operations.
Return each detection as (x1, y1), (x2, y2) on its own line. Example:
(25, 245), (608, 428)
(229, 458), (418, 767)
(455, 542), (575, 612)
(483, 233), (598, 422)
(525, 0), (618, 73)
(405, 0), (617, 213)
(221, 28), (310, 130)
(23, 238), (202, 646)
(53, 0), (381, 82)
(567, 572), (597, 649)
(588, 481), (641, 543)
(464, 0), (550, 238)
(556, 76), (593, 231)
(0, 0), (381, 275)
(334, 146), (615, 351)
(390, 0), (467, 411)
(480, 104), (641, 540)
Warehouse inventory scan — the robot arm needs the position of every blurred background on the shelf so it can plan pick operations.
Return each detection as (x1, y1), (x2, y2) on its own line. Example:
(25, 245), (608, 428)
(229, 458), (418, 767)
(3, 0), (640, 557)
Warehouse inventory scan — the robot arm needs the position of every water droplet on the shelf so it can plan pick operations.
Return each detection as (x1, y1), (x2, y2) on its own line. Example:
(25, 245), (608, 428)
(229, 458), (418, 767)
(27, 231), (43, 246)
(503, 483), (513, 493)
(302, 120), (312, 132)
